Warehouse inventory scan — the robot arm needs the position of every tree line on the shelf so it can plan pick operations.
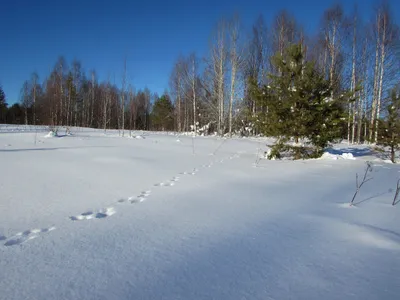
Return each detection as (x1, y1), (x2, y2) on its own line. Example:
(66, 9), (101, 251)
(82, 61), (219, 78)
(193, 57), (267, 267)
(1, 2), (399, 153)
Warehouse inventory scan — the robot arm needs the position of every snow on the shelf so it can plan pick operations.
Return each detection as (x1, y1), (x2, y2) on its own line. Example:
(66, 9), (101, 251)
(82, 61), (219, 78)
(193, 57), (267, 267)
(44, 131), (55, 138)
(321, 152), (356, 160)
(0, 127), (399, 300)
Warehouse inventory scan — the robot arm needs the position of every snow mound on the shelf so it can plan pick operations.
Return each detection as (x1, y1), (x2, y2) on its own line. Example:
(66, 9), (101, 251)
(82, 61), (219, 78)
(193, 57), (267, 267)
(44, 131), (55, 138)
(129, 135), (145, 139)
(321, 152), (356, 160)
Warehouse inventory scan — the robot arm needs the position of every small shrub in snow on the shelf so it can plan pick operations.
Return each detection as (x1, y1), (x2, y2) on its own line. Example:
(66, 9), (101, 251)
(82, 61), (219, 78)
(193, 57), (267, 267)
(350, 162), (373, 206)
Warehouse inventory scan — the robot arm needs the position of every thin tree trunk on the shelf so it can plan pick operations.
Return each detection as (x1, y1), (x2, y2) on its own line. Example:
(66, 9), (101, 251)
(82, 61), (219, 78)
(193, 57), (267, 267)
(90, 72), (95, 128)
(375, 14), (386, 144)
(370, 12), (381, 143)
(192, 57), (197, 135)
(177, 77), (181, 132)
(129, 87), (133, 137)
(323, 39), (328, 79)
(229, 63), (236, 137)
(32, 80), (36, 126)
(351, 15), (357, 144)
(121, 59), (126, 137)
(329, 23), (337, 95)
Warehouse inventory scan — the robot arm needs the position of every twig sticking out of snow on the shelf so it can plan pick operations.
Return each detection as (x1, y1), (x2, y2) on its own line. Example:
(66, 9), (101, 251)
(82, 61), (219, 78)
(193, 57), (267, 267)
(350, 162), (373, 206)
(192, 136), (195, 155)
(392, 179), (400, 206)
(254, 141), (262, 166)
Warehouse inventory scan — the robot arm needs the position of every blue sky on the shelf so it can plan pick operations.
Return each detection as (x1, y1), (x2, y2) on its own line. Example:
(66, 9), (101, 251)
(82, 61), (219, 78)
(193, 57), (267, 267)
(1, 0), (398, 104)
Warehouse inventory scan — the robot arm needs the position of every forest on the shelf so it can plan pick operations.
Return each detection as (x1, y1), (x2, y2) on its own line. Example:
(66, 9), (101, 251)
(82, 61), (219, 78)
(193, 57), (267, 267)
(1, 2), (399, 157)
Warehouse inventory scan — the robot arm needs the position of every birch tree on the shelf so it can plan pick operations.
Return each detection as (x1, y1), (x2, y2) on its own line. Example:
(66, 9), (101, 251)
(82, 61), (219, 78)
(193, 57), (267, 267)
(210, 20), (228, 135)
(30, 72), (39, 126)
(128, 85), (135, 136)
(321, 5), (344, 94)
(20, 81), (30, 125)
(121, 59), (127, 136)
(370, 4), (399, 143)
(228, 15), (244, 137)
(170, 57), (185, 132)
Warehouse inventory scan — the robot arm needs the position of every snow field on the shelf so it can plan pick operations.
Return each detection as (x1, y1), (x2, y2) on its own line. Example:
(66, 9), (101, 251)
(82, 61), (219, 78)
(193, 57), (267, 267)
(0, 128), (399, 300)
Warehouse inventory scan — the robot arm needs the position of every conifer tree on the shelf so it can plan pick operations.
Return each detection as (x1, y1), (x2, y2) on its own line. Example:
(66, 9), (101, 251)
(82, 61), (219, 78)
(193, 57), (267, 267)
(151, 94), (175, 131)
(0, 86), (7, 123)
(252, 43), (346, 159)
(379, 89), (400, 163)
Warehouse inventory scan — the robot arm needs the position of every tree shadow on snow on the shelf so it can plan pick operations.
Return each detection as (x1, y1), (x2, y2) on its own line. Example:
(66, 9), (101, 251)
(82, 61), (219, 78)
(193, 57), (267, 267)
(354, 223), (400, 241)
(352, 190), (392, 206)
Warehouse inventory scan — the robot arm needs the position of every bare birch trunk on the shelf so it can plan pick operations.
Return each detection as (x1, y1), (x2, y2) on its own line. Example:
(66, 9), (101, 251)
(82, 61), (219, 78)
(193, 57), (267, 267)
(90, 72), (95, 128)
(350, 15), (357, 144)
(121, 59), (127, 137)
(374, 13), (387, 144)
(229, 22), (238, 138)
(192, 56), (197, 135)
(370, 12), (381, 143)
(177, 76), (181, 132)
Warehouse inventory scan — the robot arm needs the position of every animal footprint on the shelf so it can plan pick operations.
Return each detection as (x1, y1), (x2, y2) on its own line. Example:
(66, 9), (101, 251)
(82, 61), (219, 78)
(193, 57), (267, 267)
(155, 181), (175, 187)
(141, 190), (151, 196)
(4, 227), (56, 247)
(171, 176), (180, 182)
(95, 207), (116, 219)
(129, 197), (141, 204)
(0, 235), (6, 241)
(70, 207), (115, 221)
(131, 191), (152, 203)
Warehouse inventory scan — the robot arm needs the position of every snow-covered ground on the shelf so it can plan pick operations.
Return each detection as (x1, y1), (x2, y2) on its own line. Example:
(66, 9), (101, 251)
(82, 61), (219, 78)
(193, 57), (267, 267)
(0, 128), (399, 300)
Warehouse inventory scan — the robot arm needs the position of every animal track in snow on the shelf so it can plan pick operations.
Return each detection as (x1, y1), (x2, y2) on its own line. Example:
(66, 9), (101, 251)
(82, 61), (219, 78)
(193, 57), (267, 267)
(70, 207), (116, 221)
(4, 226), (56, 247)
(129, 190), (152, 203)
(154, 181), (175, 187)
(117, 190), (151, 204)
(0, 235), (6, 241)
(181, 169), (197, 175)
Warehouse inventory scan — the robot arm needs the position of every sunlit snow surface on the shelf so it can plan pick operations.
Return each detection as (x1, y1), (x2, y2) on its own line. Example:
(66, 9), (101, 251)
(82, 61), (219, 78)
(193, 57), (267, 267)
(0, 127), (399, 300)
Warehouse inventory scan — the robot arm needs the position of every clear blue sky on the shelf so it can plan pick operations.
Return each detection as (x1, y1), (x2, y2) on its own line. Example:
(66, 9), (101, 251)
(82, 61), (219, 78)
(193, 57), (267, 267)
(1, 0), (398, 104)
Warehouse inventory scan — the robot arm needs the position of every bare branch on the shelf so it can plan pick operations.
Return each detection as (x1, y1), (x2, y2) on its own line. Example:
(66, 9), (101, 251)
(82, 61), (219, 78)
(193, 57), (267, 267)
(350, 162), (373, 206)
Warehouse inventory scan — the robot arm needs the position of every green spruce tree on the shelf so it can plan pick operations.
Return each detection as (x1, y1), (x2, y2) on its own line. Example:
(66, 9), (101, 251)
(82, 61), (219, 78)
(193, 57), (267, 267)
(379, 89), (400, 163)
(150, 94), (175, 131)
(251, 43), (346, 159)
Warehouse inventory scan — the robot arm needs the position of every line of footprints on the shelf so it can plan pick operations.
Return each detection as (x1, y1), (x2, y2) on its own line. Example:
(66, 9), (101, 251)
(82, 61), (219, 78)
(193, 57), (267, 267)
(1, 153), (240, 247)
